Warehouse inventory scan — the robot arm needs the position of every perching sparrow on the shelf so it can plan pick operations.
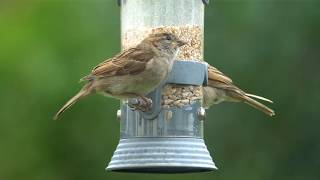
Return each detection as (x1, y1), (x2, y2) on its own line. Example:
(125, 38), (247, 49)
(54, 33), (186, 120)
(203, 65), (275, 116)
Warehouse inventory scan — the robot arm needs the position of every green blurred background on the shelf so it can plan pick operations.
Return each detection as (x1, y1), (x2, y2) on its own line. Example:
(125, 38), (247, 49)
(1, 0), (319, 179)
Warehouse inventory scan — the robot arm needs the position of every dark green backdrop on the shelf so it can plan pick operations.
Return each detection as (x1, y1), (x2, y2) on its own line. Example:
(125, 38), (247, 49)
(0, 0), (319, 180)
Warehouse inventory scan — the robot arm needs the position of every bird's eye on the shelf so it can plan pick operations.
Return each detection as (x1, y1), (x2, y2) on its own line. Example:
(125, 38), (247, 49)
(165, 35), (172, 41)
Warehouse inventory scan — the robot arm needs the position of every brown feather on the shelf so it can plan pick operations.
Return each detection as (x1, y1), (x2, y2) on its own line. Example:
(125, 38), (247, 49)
(54, 82), (93, 120)
(208, 65), (233, 85)
(240, 95), (275, 116)
(83, 47), (154, 80)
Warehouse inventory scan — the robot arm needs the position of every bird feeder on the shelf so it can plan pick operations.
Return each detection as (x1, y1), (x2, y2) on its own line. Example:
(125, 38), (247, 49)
(106, 0), (216, 173)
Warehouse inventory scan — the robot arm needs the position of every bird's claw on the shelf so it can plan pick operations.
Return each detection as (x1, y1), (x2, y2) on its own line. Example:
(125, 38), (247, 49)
(128, 97), (152, 112)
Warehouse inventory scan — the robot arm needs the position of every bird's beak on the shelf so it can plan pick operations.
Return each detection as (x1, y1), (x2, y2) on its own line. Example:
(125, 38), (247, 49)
(177, 40), (187, 47)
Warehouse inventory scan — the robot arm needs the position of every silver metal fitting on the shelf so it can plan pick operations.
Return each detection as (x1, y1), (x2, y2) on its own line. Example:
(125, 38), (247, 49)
(116, 109), (121, 120)
(198, 107), (206, 121)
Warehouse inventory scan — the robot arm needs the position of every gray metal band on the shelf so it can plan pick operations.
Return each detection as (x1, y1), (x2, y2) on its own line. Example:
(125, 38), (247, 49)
(166, 60), (208, 86)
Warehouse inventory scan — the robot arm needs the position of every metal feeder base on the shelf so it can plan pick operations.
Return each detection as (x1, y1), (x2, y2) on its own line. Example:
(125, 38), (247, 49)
(106, 137), (217, 173)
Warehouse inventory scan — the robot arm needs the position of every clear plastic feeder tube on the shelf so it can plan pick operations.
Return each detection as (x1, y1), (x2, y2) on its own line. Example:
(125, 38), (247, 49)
(107, 0), (216, 173)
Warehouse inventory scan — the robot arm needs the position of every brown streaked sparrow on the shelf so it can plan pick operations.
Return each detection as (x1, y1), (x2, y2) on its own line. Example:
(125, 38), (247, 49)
(203, 65), (275, 116)
(54, 33), (186, 120)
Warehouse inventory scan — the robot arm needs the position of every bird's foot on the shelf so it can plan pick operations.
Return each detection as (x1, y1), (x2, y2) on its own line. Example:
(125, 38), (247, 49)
(128, 96), (153, 112)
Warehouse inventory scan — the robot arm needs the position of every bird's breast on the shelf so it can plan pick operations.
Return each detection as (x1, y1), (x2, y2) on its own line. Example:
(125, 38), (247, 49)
(145, 57), (172, 80)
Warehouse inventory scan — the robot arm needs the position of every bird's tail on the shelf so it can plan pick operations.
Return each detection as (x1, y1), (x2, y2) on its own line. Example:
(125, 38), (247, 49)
(54, 82), (93, 120)
(240, 94), (275, 116)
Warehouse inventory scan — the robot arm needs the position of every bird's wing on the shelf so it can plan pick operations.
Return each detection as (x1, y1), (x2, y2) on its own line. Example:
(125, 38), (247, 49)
(207, 65), (246, 96)
(83, 48), (154, 80)
(208, 65), (233, 85)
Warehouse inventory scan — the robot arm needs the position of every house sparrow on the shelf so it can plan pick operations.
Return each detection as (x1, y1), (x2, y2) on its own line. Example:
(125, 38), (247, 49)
(54, 33), (186, 120)
(203, 65), (275, 116)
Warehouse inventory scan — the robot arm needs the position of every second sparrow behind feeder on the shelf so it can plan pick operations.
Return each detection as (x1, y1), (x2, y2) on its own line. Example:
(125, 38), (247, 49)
(54, 33), (186, 120)
(203, 65), (275, 116)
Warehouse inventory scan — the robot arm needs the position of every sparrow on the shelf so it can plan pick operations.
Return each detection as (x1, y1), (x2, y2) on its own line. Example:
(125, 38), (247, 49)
(203, 65), (275, 116)
(54, 33), (186, 120)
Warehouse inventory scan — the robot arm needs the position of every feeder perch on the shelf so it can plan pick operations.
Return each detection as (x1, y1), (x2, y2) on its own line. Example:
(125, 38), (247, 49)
(106, 0), (216, 173)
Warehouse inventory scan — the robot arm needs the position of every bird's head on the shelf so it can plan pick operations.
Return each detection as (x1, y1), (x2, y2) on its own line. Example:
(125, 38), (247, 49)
(141, 32), (186, 55)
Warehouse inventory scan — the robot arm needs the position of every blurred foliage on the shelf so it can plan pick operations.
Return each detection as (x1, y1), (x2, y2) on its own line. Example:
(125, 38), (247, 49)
(0, 0), (319, 180)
